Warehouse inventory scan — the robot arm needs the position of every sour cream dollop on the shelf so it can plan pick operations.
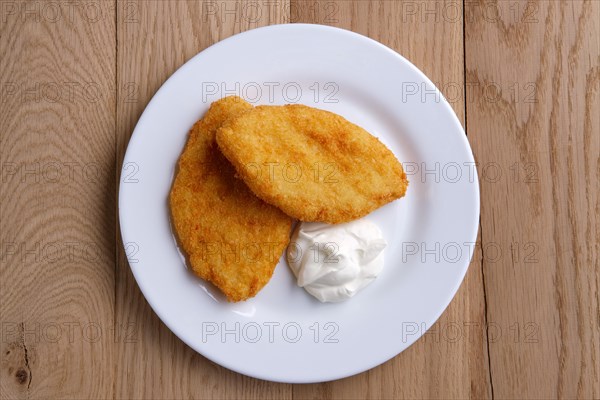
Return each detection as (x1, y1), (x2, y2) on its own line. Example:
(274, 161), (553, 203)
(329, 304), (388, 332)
(286, 219), (387, 302)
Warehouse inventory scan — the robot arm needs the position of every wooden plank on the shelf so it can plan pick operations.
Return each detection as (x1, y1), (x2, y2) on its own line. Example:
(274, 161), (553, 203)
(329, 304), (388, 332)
(114, 1), (292, 398)
(290, 1), (491, 398)
(465, 0), (600, 398)
(0, 1), (116, 398)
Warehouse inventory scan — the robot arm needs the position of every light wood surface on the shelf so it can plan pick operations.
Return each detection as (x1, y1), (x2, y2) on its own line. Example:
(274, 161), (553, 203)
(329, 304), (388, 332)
(1, 2), (117, 398)
(466, 1), (599, 398)
(1, 0), (598, 399)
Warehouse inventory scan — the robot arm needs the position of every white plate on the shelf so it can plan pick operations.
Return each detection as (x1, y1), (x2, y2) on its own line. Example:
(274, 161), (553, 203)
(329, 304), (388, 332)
(119, 24), (479, 383)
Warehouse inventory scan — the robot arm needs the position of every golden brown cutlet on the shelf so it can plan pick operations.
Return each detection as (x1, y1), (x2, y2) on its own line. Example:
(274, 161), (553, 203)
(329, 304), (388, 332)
(216, 104), (408, 223)
(169, 96), (293, 302)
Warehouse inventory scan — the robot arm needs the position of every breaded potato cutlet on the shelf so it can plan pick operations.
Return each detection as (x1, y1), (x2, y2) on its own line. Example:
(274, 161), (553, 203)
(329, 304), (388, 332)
(216, 104), (408, 224)
(169, 96), (292, 302)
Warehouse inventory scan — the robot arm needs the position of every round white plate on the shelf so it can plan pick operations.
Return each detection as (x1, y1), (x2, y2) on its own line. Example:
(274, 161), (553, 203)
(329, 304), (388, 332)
(119, 24), (479, 383)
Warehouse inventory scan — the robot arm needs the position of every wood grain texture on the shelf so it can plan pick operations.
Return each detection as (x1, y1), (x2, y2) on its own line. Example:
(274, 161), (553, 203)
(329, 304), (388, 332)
(1, 0), (598, 398)
(290, 1), (490, 398)
(0, 1), (116, 399)
(114, 1), (291, 399)
(465, 0), (600, 398)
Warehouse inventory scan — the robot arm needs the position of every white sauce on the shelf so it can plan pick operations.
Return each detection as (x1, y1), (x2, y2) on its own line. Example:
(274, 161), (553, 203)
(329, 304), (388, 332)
(286, 219), (387, 302)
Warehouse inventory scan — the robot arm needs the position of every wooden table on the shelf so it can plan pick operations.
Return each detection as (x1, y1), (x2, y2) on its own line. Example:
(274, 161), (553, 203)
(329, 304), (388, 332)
(1, 1), (598, 398)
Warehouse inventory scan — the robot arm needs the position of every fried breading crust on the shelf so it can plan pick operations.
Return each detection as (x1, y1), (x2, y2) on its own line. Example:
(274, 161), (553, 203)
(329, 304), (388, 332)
(216, 104), (408, 223)
(169, 97), (292, 302)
